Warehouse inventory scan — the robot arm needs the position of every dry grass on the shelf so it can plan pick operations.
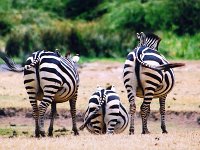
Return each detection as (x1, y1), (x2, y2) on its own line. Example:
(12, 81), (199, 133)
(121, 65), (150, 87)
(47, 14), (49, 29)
(0, 130), (200, 150)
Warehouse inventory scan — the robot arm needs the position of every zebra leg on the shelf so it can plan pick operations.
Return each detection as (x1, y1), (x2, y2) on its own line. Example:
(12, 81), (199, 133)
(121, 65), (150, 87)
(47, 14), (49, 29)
(124, 80), (137, 134)
(105, 103), (119, 134)
(38, 84), (59, 137)
(48, 101), (57, 137)
(38, 94), (55, 137)
(30, 99), (40, 137)
(105, 111), (118, 134)
(26, 86), (40, 137)
(106, 119), (118, 134)
(140, 101), (152, 134)
(128, 98), (136, 135)
(159, 95), (168, 134)
(69, 98), (79, 135)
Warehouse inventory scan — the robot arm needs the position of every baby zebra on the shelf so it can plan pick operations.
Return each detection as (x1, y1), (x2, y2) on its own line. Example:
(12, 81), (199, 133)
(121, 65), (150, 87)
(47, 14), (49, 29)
(0, 50), (80, 137)
(79, 85), (129, 134)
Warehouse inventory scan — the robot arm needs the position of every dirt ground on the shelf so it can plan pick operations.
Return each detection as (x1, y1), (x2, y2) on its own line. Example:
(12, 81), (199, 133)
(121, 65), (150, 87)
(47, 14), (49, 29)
(0, 60), (200, 136)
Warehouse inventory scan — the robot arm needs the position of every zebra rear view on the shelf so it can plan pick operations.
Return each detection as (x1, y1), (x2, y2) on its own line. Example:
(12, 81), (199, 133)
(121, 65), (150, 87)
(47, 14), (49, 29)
(79, 85), (129, 134)
(0, 50), (80, 137)
(123, 32), (185, 134)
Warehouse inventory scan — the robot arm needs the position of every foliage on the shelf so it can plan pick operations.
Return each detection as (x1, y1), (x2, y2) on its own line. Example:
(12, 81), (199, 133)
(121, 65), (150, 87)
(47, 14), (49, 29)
(0, 128), (13, 136)
(164, 0), (200, 35)
(0, 0), (199, 59)
(64, 0), (105, 20)
(0, 19), (12, 36)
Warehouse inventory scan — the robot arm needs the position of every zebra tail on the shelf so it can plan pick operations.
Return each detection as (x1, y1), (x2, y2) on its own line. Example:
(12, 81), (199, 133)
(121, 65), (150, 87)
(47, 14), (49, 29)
(24, 57), (40, 70)
(79, 90), (106, 131)
(154, 63), (185, 71)
(0, 52), (24, 72)
(135, 49), (185, 71)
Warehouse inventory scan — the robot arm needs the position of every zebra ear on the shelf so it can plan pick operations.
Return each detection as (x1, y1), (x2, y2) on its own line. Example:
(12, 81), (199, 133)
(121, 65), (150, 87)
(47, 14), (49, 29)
(65, 51), (71, 58)
(111, 85), (116, 92)
(140, 32), (146, 46)
(136, 33), (140, 39)
(72, 54), (80, 63)
(96, 85), (102, 91)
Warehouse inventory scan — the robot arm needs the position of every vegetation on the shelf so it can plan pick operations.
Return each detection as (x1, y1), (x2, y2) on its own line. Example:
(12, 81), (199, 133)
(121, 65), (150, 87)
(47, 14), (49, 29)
(0, 0), (199, 60)
(0, 131), (200, 149)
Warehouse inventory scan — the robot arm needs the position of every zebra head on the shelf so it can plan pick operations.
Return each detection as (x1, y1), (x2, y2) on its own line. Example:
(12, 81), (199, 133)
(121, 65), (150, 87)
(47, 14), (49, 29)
(96, 85), (103, 91)
(106, 85), (116, 92)
(137, 32), (161, 50)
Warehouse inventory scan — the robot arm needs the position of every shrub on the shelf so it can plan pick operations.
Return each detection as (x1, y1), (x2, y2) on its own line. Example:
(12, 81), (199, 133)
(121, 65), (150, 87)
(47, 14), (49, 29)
(64, 0), (104, 20)
(166, 0), (200, 35)
(0, 20), (12, 36)
(5, 31), (23, 57)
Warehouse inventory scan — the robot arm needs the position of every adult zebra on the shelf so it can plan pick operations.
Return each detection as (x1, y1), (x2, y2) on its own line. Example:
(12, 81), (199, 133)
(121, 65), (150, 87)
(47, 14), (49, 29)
(79, 85), (129, 134)
(0, 50), (80, 137)
(123, 32), (184, 134)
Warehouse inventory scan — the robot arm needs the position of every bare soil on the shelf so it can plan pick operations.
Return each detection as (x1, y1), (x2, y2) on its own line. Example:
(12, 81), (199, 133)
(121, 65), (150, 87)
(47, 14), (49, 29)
(0, 60), (200, 136)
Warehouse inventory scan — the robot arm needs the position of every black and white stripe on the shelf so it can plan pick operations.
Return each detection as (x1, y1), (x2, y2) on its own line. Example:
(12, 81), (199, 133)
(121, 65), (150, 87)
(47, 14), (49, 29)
(0, 50), (80, 137)
(79, 85), (129, 134)
(123, 32), (184, 134)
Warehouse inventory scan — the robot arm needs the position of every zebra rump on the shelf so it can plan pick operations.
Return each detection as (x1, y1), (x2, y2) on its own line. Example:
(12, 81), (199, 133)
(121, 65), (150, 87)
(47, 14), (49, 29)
(0, 50), (80, 137)
(79, 85), (129, 134)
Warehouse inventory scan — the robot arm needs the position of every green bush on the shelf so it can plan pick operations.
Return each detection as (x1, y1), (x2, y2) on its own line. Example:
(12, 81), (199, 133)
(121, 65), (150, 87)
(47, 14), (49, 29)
(166, 0), (200, 35)
(5, 31), (23, 57)
(159, 32), (200, 59)
(1, 0), (200, 60)
(64, 0), (104, 20)
(0, 19), (12, 36)
(102, 1), (146, 31)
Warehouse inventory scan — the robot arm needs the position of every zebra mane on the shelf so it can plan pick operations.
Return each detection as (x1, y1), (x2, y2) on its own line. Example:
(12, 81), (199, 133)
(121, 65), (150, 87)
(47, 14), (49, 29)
(145, 33), (161, 50)
(137, 32), (161, 50)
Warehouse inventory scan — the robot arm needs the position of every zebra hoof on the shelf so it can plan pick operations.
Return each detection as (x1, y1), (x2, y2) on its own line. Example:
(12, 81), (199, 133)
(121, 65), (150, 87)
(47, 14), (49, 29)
(162, 130), (168, 134)
(35, 129), (40, 138)
(142, 130), (150, 134)
(35, 134), (40, 138)
(40, 131), (46, 137)
(106, 131), (114, 135)
(48, 132), (53, 137)
(73, 130), (79, 136)
(129, 129), (134, 135)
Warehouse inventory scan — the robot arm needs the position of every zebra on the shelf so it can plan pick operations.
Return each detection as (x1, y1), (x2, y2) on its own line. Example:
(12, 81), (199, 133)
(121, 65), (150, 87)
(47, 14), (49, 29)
(79, 85), (129, 134)
(0, 50), (80, 137)
(123, 32), (185, 134)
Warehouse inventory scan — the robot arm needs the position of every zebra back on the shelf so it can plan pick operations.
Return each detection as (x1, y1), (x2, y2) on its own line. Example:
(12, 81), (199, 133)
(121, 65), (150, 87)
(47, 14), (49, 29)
(135, 32), (184, 71)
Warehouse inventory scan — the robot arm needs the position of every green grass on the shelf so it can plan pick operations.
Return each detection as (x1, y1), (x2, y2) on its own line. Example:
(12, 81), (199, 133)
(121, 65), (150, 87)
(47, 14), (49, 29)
(0, 128), (13, 136)
(78, 56), (125, 64)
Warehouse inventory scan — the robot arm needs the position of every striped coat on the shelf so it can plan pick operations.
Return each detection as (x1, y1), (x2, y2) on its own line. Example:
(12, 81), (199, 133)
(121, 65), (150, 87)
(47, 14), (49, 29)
(0, 50), (80, 137)
(79, 85), (129, 134)
(123, 32), (184, 134)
